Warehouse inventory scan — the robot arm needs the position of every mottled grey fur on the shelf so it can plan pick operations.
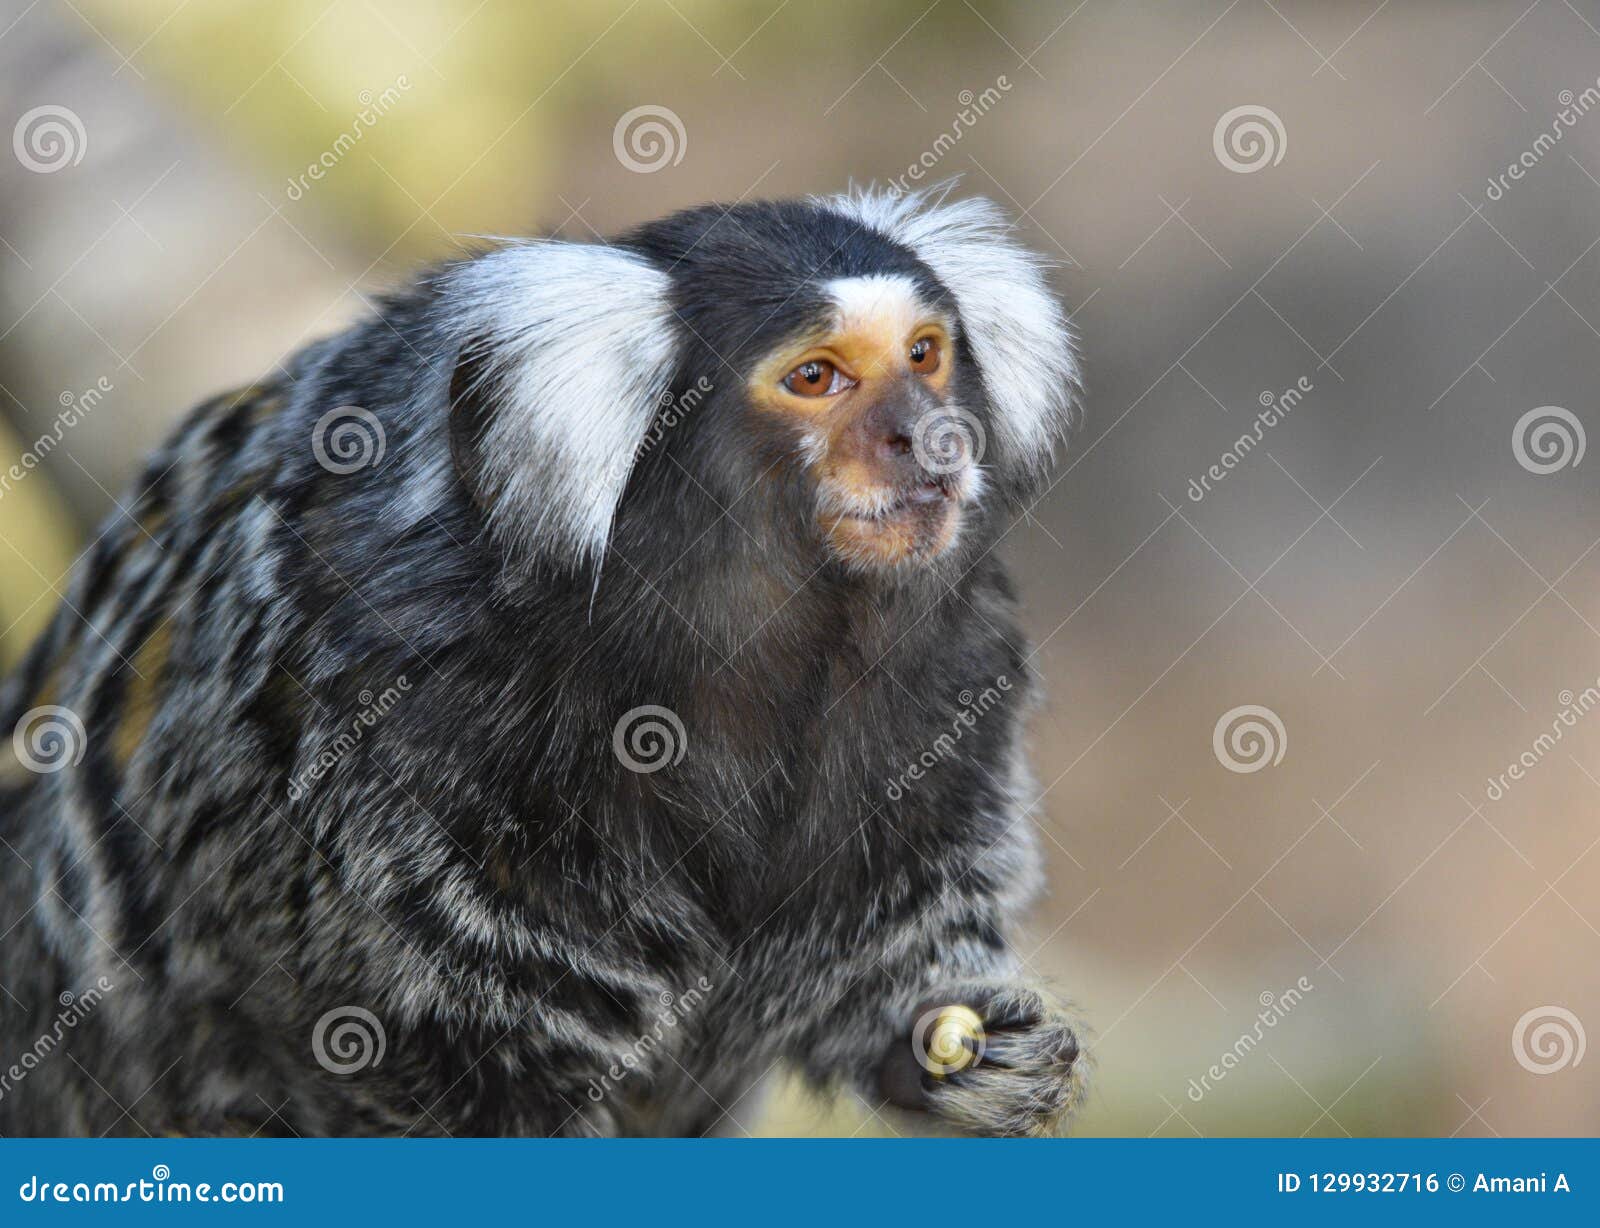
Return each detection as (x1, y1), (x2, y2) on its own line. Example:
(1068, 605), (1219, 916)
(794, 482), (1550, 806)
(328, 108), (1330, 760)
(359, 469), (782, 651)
(0, 189), (1085, 1137)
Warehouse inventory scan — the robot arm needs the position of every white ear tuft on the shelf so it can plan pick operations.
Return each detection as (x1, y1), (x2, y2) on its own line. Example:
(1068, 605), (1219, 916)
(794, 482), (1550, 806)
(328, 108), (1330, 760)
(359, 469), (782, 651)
(817, 185), (1081, 472)
(444, 242), (678, 566)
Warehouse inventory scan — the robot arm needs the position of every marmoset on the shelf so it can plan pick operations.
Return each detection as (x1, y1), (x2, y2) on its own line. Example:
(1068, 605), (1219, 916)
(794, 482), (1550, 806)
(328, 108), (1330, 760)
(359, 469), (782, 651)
(0, 188), (1086, 1137)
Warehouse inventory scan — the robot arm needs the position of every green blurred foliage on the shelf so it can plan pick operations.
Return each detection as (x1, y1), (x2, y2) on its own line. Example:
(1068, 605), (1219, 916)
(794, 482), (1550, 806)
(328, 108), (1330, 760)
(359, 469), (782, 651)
(0, 421), (77, 669)
(83, 0), (956, 258)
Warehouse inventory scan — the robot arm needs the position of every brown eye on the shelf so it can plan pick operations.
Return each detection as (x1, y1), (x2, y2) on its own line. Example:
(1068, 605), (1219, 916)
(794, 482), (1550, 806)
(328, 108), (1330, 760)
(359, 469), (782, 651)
(909, 337), (941, 374)
(783, 359), (842, 397)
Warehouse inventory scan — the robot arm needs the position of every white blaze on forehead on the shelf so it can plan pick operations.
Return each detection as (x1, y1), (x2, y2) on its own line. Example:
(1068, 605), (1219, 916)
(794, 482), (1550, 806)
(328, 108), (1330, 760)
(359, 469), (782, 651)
(824, 273), (935, 336)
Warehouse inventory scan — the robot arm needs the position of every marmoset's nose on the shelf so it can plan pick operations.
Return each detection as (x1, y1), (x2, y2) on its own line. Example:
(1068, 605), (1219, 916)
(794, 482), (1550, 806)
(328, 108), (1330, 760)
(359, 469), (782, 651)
(853, 385), (936, 477)
(877, 426), (914, 462)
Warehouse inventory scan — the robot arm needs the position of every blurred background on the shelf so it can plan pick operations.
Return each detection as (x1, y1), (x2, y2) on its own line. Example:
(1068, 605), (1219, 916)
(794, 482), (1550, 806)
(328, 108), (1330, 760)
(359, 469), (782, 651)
(2, 0), (1598, 1136)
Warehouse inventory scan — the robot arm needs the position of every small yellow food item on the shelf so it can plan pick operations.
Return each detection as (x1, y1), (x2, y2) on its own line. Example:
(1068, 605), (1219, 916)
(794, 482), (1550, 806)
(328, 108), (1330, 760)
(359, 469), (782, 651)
(921, 1004), (985, 1077)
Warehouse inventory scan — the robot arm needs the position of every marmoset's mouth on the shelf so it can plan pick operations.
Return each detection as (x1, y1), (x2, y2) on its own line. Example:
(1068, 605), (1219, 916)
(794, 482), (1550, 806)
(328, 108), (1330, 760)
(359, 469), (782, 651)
(838, 479), (955, 523)
(823, 478), (963, 567)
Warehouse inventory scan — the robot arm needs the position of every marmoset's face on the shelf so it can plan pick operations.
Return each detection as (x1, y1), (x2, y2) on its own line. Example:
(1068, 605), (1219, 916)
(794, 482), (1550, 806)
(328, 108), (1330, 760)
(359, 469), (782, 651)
(745, 274), (984, 570)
